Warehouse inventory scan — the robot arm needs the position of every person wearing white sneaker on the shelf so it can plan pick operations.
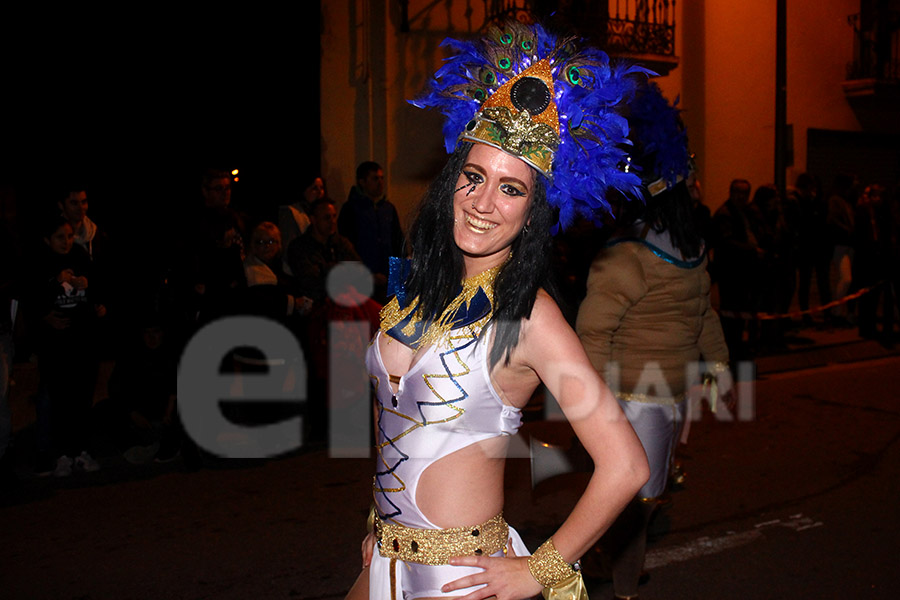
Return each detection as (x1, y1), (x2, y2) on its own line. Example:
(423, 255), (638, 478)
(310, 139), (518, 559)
(25, 216), (107, 479)
(53, 455), (73, 477)
(74, 450), (100, 472)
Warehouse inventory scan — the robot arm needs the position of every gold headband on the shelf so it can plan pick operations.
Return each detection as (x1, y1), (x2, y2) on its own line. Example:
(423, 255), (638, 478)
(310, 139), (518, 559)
(459, 59), (560, 176)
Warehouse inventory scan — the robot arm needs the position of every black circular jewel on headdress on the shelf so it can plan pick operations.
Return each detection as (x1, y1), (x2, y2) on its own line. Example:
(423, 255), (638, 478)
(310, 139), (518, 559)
(510, 77), (550, 115)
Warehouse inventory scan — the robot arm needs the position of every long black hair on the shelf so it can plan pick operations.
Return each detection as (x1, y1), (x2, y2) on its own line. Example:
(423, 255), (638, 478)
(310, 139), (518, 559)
(644, 181), (703, 258)
(616, 180), (703, 259)
(404, 142), (557, 367)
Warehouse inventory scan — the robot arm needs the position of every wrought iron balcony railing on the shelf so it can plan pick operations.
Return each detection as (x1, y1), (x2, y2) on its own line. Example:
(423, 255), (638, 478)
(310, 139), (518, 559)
(841, 9), (900, 133)
(604, 0), (677, 57)
(846, 10), (900, 81)
(483, 0), (678, 74)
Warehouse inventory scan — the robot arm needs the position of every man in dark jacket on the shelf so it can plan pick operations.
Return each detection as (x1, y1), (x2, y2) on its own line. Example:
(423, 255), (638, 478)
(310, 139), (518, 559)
(337, 161), (404, 303)
(712, 179), (765, 361)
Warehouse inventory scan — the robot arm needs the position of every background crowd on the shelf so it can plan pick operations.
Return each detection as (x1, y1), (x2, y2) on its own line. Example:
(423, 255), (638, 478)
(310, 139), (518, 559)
(1, 165), (899, 489)
(0, 162), (403, 484)
(706, 172), (900, 363)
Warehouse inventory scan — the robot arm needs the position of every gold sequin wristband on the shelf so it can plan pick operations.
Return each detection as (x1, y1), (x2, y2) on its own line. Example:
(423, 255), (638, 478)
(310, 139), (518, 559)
(374, 512), (508, 565)
(527, 538), (578, 587)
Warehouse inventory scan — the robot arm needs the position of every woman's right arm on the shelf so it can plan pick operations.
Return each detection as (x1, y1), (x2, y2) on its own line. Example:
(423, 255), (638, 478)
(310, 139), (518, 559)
(523, 292), (649, 564)
(444, 293), (648, 599)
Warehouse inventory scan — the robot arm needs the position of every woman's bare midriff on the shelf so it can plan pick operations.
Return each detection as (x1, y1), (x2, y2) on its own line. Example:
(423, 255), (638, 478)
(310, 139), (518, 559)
(416, 435), (508, 528)
(376, 332), (515, 528)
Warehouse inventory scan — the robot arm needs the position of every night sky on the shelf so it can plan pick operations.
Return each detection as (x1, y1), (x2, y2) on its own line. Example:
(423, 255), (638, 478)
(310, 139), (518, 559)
(2, 10), (322, 241)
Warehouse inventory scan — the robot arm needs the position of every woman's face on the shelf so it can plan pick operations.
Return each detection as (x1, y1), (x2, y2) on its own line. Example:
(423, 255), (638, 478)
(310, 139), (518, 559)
(453, 143), (533, 275)
(46, 223), (74, 255)
(304, 177), (325, 204)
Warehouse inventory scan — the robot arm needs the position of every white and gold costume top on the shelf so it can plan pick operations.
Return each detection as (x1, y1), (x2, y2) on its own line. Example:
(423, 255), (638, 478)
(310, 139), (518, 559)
(367, 324), (522, 529)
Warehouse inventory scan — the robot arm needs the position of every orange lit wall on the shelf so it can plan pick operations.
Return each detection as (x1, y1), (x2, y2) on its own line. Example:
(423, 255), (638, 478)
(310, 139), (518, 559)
(657, 0), (862, 210)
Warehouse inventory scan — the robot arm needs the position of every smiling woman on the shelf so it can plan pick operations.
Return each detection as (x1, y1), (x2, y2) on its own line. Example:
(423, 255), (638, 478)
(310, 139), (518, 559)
(453, 144), (534, 275)
(345, 21), (653, 600)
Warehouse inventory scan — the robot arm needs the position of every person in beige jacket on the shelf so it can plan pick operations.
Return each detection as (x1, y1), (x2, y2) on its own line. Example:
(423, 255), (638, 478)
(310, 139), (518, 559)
(576, 185), (731, 599)
(576, 82), (731, 600)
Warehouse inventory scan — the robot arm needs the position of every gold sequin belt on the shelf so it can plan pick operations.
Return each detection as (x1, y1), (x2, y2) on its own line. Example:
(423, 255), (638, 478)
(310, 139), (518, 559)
(374, 512), (508, 565)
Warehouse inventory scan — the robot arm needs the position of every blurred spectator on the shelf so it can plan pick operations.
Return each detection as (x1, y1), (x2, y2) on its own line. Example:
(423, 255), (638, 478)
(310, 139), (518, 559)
(712, 179), (765, 361)
(853, 184), (892, 343)
(337, 161), (404, 302)
(244, 221), (285, 286)
(753, 184), (796, 349)
(201, 169), (233, 209)
(826, 173), (858, 324)
(887, 186), (900, 347)
(96, 319), (178, 463)
(0, 213), (18, 485)
(167, 171), (246, 349)
(57, 182), (118, 351)
(288, 198), (360, 305)
(242, 221), (312, 321)
(191, 207), (247, 327)
(688, 172), (714, 257)
(277, 175), (326, 273)
(790, 173), (831, 324)
(26, 217), (106, 476)
(222, 221), (311, 434)
(289, 197), (377, 444)
(58, 184), (106, 260)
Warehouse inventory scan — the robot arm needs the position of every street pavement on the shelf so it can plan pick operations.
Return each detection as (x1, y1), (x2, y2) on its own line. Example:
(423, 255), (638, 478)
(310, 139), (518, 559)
(1, 323), (899, 599)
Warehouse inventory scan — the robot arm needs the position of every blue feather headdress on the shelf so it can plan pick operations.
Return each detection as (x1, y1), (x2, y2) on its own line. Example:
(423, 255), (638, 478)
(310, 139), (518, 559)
(410, 21), (650, 230)
(624, 81), (692, 198)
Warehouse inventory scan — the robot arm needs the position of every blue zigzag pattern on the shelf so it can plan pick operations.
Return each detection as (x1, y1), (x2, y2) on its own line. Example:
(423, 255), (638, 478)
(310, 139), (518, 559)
(374, 327), (480, 521)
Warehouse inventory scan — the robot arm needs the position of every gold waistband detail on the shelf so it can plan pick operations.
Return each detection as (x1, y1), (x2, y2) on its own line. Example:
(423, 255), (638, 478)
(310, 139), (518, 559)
(375, 513), (508, 565)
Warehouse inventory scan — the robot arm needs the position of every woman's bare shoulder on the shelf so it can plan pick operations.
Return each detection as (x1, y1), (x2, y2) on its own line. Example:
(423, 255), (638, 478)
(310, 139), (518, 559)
(518, 289), (582, 358)
(526, 288), (569, 329)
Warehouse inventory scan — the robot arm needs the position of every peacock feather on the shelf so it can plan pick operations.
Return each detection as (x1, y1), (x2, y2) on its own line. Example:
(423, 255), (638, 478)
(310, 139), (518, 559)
(410, 20), (653, 230)
(625, 81), (691, 195)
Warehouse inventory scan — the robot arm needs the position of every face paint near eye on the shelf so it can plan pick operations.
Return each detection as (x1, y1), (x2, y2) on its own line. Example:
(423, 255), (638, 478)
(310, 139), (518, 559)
(452, 143), (534, 277)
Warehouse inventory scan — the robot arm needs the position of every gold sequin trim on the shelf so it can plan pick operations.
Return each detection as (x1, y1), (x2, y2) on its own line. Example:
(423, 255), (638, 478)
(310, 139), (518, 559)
(375, 513), (508, 565)
(379, 261), (504, 349)
(527, 538), (577, 587)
